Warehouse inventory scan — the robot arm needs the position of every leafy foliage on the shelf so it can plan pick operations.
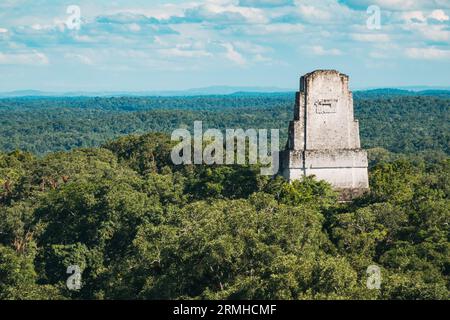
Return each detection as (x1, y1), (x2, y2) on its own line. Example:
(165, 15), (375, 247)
(0, 94), (448, 156)
(0, 93), (448, 299)
(0, 131), (448, 300)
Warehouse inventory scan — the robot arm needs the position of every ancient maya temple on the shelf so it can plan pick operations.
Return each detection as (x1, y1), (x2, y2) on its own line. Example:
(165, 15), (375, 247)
(280, 70), (369, 200)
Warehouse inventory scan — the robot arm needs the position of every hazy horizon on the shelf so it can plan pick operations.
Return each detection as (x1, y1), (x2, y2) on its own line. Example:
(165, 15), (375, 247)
(2, 85), (450, 96)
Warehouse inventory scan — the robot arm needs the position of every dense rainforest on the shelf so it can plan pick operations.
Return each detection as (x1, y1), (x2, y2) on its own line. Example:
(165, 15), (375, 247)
(0, 92), (448, 156)
(0, 92), (448, 300)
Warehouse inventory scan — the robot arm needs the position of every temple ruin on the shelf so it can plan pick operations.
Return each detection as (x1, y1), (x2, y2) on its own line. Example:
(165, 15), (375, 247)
(280, 70), (369, 200)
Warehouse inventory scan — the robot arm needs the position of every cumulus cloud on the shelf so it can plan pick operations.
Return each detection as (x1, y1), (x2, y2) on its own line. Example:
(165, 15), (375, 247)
(159, 43), (213, 58)
(92, 16), (178, 36)
(340, 0), (450, 11)
(96, 13), (160, 25)
(275, 0), (357, 25)
(406, 47), (450, 59)
(160, 48), (211, 58)
(0, 50), (49, 65)
(64, 52), (94, 65)
(406, 24), (450, 42)
(233, 23), (304, 35)
(310, 45), (342, 56)
(170, 3), (268, 24)
(239, 0), (294, 7)
(233, 41), (272, 54)
(401, 11), (427, 23)
(429, 9), (450, 22)
(351, 33), (391, 42)
(0, 0), (449, 85)
(221, 43), (246, 65)
(298, 5), (333, 21)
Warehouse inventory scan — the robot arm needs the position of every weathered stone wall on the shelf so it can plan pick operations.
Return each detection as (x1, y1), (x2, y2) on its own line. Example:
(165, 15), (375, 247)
(282, 70), (369, 199)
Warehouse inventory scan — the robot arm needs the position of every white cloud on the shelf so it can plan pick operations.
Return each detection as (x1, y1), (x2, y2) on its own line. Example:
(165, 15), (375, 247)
(233, 23), (304, 35)
(156, 40), (214, 59)
(429, 9), (449, 22)
(253, 53), (272, 62)
(182, 3), (268, 24)
(1, 0), (449, 84)
(342, 0), (450, 11)
(351, 33), (390, 42)
(401, 11), (427, 23)
(0, 50), (49, 65)
(287, 0), (356, 25)
(73, 34), (96, 43)
(64, 53), (94, 65)
(297, 5), (333, 22)
(159, 47), (212, 58)
(311, 45), (342, 56)
(128, 23), (141, 32)
(369, 51), (389, 59)
(406, 47), (450, 60)
(222, 43), (246, 65)
(117, 49), (150, 59)
(115, 3), (194, 20)
(418, 25), (450, 42)
(239, 0), (294, 7)
(233, 41), (272, 54)
(402, 22), (450, 42)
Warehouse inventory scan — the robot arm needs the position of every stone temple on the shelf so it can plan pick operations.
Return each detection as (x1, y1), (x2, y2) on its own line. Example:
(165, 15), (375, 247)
(280, 70), (369, 200)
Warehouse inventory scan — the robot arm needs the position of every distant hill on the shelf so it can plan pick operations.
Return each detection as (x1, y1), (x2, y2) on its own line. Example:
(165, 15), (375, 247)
(353, 88), (450, 98)
(0, 90), (50, 97)
(0, 86), (294, 98)
(185, 86), (293, 95)
(1, 86), (450, 98)
(394, 86), (450, 92)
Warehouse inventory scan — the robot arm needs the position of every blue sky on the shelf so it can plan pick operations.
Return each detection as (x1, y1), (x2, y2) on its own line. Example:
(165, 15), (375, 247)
(0, 0), (449, 91)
